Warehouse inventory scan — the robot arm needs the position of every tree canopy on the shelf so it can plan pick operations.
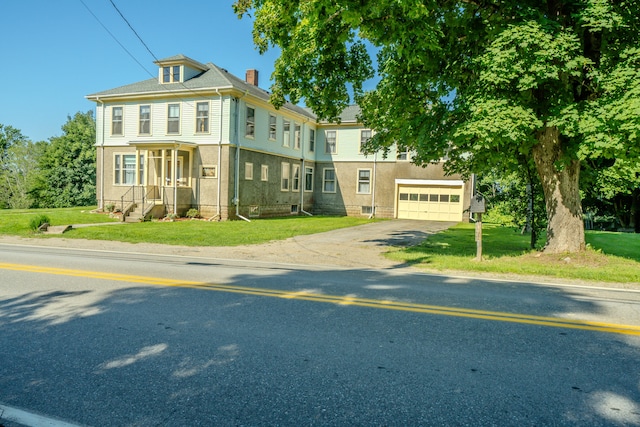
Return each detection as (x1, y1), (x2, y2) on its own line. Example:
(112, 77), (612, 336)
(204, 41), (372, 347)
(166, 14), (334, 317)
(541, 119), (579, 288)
(235, 0), (640, 253)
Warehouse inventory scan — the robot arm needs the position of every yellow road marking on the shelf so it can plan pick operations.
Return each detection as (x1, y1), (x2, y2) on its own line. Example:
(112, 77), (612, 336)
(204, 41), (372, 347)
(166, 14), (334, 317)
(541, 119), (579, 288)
(2, 262), (640, 336)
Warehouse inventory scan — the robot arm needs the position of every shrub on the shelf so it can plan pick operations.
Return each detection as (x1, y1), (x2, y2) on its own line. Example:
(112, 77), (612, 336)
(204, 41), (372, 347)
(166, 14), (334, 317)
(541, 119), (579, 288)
(29, 214), (50, 231)
(186, 208), (200, 219)
(105, 203), (115, 213)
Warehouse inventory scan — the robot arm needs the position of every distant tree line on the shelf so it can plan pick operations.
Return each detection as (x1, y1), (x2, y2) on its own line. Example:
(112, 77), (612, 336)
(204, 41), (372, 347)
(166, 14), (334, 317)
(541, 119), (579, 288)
(0, 111), (96, 209)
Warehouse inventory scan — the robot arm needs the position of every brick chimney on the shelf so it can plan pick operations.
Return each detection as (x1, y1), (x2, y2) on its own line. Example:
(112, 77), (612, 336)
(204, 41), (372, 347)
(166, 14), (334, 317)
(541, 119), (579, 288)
(246, 69), (259, 86)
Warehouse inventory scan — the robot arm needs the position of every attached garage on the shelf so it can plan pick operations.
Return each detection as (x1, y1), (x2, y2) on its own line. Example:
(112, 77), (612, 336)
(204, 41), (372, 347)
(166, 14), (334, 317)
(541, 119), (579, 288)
(396, 179), (466, 222)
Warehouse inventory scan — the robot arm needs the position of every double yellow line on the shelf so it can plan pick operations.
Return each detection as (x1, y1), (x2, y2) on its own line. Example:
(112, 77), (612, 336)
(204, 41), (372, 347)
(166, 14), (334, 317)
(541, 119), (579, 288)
(3, 262), (640, 336)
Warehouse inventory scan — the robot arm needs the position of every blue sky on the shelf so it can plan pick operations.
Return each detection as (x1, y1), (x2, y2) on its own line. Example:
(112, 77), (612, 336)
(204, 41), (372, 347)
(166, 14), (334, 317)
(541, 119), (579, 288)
(0, 1), (284, 142)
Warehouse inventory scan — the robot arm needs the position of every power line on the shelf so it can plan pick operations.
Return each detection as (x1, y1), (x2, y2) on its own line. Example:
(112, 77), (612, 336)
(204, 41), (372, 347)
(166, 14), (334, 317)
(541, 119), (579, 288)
(78, 0), (155, 79)
(108, 0), (161, 63)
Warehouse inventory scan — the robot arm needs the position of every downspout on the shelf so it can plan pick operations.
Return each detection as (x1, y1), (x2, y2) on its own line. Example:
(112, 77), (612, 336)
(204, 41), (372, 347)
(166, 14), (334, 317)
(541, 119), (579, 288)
(215, 89), (223, 220)
(173, 144), (178, 215)
(300, 119), (313, 216)
(369, 151), (377, 219)
(233, 92), (251, 222)
(96, 97), (105, 210)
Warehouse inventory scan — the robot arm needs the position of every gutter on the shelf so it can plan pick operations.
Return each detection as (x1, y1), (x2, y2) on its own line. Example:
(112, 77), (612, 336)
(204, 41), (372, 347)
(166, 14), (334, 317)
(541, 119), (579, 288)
(300, 119), (313, 216)
(233, 91), (251, 222)
(96, 97), (105, 210)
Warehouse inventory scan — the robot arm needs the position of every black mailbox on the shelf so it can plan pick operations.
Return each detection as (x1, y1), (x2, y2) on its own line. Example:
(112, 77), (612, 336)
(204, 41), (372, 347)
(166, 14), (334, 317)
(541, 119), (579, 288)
(470, 194), (486, 214)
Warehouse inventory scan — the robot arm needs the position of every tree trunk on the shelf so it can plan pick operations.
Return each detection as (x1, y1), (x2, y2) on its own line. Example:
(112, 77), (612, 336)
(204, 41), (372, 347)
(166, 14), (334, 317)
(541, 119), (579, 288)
(532, 126), (585, 253)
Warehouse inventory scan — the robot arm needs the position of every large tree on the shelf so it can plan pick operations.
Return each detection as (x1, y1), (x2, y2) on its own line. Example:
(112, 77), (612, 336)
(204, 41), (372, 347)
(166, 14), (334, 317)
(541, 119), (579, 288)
(235, 0), (640, 253)
(32, 111), (96, 208)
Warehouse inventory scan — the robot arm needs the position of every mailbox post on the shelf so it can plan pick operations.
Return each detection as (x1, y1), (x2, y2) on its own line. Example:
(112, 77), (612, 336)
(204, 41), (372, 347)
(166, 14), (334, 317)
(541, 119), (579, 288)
(470, 195), (486, 261)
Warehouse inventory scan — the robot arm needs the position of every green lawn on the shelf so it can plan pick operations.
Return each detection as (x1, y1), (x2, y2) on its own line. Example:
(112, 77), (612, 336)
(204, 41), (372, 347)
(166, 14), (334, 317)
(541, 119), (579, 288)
(385, 223), (640, 284)
(1, 207), (638, 284)
(0, 207), (374, 246)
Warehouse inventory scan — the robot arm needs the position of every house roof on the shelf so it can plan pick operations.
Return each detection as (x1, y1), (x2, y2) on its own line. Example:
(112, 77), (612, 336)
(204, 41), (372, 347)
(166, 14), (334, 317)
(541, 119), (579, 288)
(86, 56), (315, 120)
(314, 104), (362, 124)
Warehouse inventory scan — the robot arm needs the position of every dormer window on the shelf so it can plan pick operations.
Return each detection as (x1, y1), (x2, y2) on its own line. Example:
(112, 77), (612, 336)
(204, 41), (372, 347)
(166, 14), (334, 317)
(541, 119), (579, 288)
(162, 65), (181, 83)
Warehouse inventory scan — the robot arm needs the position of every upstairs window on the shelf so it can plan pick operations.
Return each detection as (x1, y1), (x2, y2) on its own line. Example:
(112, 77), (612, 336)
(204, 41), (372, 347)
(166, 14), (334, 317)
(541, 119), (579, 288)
(268, 114), (277, 140)
(246, 106), (255, 138)
(162, 65), (181, 83)
(325, 130), (337, 154)
(111, 106), (123, 135)
(139, 105), (151, 135)
(283, 119), (290, 147)
(196, 102), (209, 133)
(294, 123), (301, 149)
(308, 129), (315, 152)
(360, 129), (372, 154)
(167, 103), (180, 134)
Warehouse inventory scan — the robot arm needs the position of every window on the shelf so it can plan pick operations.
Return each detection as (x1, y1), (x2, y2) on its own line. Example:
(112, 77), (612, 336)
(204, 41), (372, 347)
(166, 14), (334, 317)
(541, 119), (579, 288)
(360, 129), (372, 153)
(304, 166), (314, 192)
(201, 165), (217, 178)
(323, 168), (336, 193)
(114, 154), (142, 185)
(397, 145), (410, 161)
(361, 206), (373, 215)
(399, 193), (409, 201)
(451, 194), (461, 203)
(440, 194), (450, 202)
(325, 130), (337, 154)
(111, 106), (123, 135)
(196, 102), (209, 133)
(283, 120), (290, 147)
(281, 162), (290, 191)
(268, 114), (277, 140)
(309, 129), (315, 152)
(167, 103), (180, 134)
(292, 164), (300, 191)
(261, 164), (269, 181)
(357, 169), (371, 194)
(294, 123), (301, 149)
(139, 105), (151, 135)
(429, 194), (438, 202)
(245, 162), (253, 180)
(162, 66), (180, 83)
(246, 106), (255, 138)
(291, 205), (299, 213)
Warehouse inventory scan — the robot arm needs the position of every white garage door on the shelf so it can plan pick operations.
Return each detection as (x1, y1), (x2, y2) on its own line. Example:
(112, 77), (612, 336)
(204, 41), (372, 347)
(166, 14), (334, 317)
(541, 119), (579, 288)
(397, 182), (464, 221)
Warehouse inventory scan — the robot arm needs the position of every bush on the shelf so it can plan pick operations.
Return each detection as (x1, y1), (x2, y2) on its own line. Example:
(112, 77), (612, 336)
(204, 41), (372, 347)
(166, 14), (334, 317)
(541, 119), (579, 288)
(29, 214), (50, 231)
(186, 208), (200, 219)
(105, 203), (115, 213)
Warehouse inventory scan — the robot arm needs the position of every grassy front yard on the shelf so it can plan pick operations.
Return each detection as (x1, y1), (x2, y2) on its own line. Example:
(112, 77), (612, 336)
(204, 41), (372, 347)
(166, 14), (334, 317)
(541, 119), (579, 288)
(385, 223), (640, 284)
(1, 207), (638, 284)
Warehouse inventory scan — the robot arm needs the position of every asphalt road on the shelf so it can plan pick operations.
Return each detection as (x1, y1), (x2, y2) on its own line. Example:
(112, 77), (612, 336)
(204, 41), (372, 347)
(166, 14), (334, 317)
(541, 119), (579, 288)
(1, 243), (640, 426)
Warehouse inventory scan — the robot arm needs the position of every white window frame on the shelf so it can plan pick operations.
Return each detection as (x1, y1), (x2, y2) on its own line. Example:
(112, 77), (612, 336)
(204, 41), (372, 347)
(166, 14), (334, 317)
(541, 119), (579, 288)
(283, 119), (290, 147)
(196, 101), (210, 134)
(323, 168), (336, 193)
(111, 106), (123, 136)
(162, 65), (182, 83)
(308, 129), (315, 153)
(359, 129), (372, 154)
(268, 114), (277, 140)
(292, 164), (301, 192)
(304, 166), (314, 192)
(357, 168), (372, 194)
(245, 162), (254, 180)
(246, 106), (255, 138)
(281, 162), (290, 191)
(261, 164), (269, 181)
(139, 105), (151, 135)
(167, 103), (180, 134)
(294, 123), (301, 150)
(325, 130), (337, 154)
(114, 153), (143, 185)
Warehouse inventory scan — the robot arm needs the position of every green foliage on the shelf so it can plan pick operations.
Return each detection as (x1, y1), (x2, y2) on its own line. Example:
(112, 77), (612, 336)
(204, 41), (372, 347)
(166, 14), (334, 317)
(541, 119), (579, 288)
(0, 124), (44, 209)
(31, 111), (97, 208)
(28, 214), (50, 231)
(186, 208), (200, 219)
(237, 0), (640, 251)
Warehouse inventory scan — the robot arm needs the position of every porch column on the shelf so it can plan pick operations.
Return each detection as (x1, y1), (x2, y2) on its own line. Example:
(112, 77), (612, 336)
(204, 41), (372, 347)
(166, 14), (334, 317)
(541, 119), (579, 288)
(173, 147), (178, 215)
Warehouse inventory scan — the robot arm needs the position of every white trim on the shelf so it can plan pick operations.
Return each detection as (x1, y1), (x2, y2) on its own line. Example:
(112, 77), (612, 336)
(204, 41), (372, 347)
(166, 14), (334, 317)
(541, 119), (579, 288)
(396, 179), (464, 187)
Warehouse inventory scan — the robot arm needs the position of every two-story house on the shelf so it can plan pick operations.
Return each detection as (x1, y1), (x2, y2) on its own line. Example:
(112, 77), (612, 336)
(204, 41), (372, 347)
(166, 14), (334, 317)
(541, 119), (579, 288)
(86, 54), (471, 222)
